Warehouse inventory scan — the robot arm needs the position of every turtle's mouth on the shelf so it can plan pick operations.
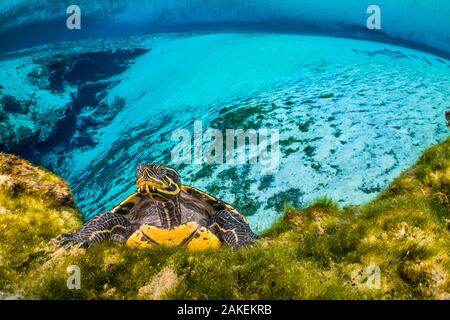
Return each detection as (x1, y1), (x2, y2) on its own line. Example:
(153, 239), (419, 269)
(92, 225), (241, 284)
(137, 180), (180, 197)
(137, 180), (166, 193)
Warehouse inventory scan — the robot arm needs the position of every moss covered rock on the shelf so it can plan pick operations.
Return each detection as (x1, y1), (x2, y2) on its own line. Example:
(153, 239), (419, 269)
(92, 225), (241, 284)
(1, 138), (450, 299)
(0, 153), (82, 297)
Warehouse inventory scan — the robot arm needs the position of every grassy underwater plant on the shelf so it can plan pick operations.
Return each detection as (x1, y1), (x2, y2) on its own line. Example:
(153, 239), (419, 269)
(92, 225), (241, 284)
(0, 154), (82, 298)
(1, 139), (450, 299)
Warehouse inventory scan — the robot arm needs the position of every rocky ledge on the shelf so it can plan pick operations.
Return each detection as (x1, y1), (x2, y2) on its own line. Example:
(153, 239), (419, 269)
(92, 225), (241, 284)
(0, 137), (450, 299)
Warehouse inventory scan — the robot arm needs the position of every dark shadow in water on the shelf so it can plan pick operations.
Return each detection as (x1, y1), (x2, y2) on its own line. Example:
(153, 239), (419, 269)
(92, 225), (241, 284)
(3, 48), (150, 165)
(0, 19), (449, 60)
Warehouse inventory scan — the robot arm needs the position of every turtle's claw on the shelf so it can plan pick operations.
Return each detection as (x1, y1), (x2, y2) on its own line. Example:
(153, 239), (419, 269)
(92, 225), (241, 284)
(56, 233), (86, 247)
(57, 233), (73, 244)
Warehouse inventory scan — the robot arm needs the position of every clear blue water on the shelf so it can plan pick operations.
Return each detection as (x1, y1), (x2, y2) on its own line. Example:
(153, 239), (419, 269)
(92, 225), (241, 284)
(0, 2), (449, 232)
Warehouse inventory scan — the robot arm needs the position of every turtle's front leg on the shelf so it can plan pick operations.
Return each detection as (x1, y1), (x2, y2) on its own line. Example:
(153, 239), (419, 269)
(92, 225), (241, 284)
(210, 210), (260, 249)
(59, 212), (131, 248)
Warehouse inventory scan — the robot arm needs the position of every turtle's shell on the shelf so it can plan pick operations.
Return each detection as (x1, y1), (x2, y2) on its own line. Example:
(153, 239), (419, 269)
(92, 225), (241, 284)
(117, 185), (242, 228)
(122, 185), (244, 251)
(179, 185), (244, 223)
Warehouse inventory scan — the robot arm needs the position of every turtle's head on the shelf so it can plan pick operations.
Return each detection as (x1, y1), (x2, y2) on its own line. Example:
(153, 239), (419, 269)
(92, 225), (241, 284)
(136, 164), (181, 198)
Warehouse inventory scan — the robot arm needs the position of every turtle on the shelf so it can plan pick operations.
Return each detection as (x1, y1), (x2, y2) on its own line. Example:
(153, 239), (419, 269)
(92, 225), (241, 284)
(59, 164), (259, 250)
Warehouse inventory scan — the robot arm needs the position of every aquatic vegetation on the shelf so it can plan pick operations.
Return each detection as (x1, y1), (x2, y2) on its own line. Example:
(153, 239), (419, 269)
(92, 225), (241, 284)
(265, 188), (304, 212)
(319, 93), (334, 99)
(0, 154), (81, 293)
(1, 138), (449, 299)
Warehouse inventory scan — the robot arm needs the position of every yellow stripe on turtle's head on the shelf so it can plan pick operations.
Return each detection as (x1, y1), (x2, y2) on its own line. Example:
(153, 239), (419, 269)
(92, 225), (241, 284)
(136, 164), (181, 198)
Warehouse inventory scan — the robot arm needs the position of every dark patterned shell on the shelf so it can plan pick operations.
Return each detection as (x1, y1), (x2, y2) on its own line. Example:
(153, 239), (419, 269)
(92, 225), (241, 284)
(180, 185), (243, 222)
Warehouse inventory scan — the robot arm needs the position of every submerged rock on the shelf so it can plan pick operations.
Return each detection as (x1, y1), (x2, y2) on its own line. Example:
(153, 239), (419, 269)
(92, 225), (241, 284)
(1, 95), (33, 114)
(137, 267), (180, 300)
(0, 153), (75, 205)
(0, 153), (82, 294)
(0, 291), (25, 300)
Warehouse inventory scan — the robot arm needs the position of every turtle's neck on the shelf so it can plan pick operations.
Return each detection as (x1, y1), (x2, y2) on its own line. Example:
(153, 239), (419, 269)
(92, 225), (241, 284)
(150, 193), (182, 229)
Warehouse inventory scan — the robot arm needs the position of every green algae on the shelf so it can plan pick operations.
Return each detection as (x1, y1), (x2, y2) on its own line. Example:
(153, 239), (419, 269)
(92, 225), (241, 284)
(265, 188), (304, 212)
(303, 145), (316, 158)
(258, 175), (275, 191)
(320, 93), (334, 99)
(0, 154), (81, 293)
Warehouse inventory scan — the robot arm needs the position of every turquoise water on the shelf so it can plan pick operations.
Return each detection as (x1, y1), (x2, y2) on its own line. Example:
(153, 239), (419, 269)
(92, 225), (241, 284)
(1, 33), (447, 231)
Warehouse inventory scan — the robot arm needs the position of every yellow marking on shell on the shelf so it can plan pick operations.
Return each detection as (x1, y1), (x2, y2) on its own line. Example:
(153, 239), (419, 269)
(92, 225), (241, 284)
(111, 193), (142, 214)
(187, 227), (221, 252)
(140, 222), (198, 246)
(126, 222), (221, 251)
(127, 222), (198, 248)
(125, 229), (154, 249)
(88, 224), (127, 241)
